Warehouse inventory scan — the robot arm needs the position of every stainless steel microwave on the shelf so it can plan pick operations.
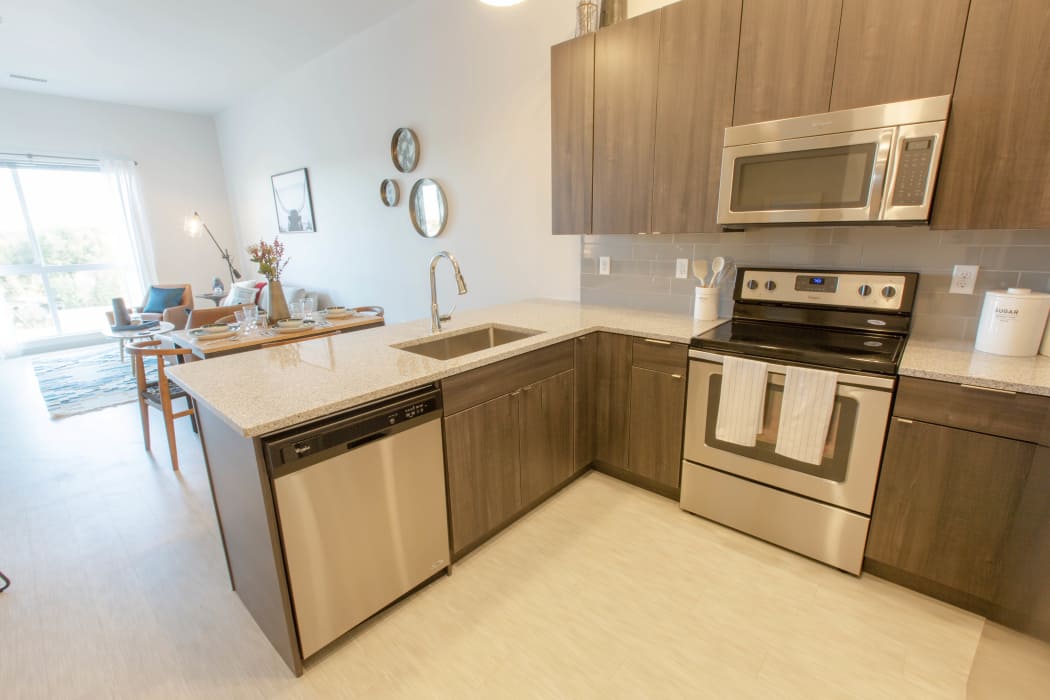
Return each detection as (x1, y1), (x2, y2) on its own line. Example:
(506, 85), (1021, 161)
(716, 95), (951, 226)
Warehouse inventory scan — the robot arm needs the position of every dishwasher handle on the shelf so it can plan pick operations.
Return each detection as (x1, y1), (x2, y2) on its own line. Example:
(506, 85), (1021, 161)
(264, 385), (442, 478)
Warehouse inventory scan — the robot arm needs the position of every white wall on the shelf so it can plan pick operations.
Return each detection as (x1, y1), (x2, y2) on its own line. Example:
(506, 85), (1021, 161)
(628, 0), (680, 16)
(215, 0), (581, 323)
(0, 88), (236, 299)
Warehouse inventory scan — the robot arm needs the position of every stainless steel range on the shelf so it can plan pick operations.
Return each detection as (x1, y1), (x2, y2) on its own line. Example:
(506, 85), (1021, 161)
(680, 267), (918, 574)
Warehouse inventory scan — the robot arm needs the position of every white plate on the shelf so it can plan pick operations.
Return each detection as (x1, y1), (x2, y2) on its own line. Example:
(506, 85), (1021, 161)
(191, 329), (238, 341)
(272, 322), (316, 334)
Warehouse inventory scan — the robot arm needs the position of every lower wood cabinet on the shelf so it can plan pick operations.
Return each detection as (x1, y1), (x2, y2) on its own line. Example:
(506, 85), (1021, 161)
(866, 417), (1032, 601)
(594, 332), (633, 466)
(574, 334), (597, 470)
(865, 376), (1050, 641)
(443, 344), (575, 556)
(444, 393), (522, 554)
(520, 370), (575, 505)
(627, 366), (686, 489)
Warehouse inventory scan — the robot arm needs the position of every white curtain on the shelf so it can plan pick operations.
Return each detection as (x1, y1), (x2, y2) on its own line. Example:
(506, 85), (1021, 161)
(101, 159), (157, 299)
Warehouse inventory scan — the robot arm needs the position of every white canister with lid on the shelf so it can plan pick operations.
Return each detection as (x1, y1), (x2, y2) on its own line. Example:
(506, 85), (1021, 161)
(975, 288), (1050, 356)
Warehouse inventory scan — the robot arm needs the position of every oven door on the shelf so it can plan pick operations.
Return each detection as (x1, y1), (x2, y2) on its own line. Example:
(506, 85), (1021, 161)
(717, 127), (895, 225)
(683, 351), (894, 514)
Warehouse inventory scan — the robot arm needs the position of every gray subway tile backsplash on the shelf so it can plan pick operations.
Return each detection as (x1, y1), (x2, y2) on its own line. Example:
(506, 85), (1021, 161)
(579, 227), (1050, 340)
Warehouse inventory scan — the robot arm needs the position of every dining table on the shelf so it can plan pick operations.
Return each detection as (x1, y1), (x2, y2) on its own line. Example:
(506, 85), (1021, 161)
(164, 313), (384, 360)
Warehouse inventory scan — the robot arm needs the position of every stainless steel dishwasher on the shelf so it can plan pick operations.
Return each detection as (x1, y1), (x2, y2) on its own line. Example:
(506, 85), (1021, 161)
(264, 385), (450, 659)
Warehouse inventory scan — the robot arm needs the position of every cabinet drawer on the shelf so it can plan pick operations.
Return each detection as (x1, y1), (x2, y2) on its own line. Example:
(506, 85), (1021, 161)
(631, 337), (687, 375)
(442, 342), (573, 415)
(894, 376), (1050, 445)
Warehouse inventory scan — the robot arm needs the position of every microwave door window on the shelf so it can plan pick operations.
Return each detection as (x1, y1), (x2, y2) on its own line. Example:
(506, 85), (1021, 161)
(731, 144), (877, 212)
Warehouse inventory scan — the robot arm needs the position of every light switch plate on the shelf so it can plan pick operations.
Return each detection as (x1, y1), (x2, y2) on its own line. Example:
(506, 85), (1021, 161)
(599, 256), (610, 276)
(950, 264), (979, 295)
(675, 258), (689, 279)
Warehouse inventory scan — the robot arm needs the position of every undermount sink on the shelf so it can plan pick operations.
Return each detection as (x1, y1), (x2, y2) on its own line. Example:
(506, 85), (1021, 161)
(393, 324), (542, 361)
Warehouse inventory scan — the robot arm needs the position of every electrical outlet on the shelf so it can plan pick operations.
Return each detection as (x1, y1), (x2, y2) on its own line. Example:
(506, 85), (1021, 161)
(675, 258), (689, 279)
(599, 256), (610, 276)
(950, 264), (979, 295)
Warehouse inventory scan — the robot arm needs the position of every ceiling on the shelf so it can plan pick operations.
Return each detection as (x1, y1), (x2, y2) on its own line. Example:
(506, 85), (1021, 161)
(0, 0), (414, 114)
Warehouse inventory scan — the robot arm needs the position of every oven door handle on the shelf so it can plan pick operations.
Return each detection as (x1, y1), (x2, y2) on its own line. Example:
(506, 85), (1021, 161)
(688, 349), (896, 390)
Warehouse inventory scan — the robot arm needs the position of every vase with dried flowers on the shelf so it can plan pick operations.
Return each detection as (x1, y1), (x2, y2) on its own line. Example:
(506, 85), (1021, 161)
(247, 237), (291, 322)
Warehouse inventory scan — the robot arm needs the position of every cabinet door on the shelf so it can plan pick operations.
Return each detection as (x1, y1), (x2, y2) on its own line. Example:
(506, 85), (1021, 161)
(444, 394), (521, 554)
(592, 9), (662, 234)
(651, 0), (742, 234)
(866, 418), (1033, 601)
(997, 445), (1050, 641)
(574, 334), (597, 471)
(520, 370), (576, 505)
(733, 0), (842, 124)
(551, 34), (595, 236)
(830, 0), (969, 111)
(627, 367), (686, 489)
(594, 332), (633, 467)
(931, 0), (1050, 230)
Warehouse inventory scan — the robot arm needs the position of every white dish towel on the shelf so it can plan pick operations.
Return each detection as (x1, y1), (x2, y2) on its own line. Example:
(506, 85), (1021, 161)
(775, 366), (839, 465)
(715, 356), (769, 447)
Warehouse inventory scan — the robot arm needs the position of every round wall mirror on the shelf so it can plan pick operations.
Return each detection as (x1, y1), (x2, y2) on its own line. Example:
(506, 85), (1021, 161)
(391, 128), (419, 173)
(409, 178), (448, 238)
(380, 179), (400, 207)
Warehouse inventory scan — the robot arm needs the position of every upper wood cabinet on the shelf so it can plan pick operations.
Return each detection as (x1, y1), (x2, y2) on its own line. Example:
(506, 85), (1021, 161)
(830, 0), (969, 111)
(932, 0), (1050, 230)
(733, 0), (842, 124)
(651, 0), (742, 234)
(592, 10), (662, 235)
(551, 34), (594, 236)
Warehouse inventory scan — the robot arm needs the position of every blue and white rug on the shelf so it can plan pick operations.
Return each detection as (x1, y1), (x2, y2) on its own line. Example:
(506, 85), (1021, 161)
(32, 344), (159, 419)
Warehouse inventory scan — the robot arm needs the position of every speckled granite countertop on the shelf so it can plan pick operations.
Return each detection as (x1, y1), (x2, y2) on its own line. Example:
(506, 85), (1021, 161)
(168, 299), (724, 437)
(900, 337), (1050, 396)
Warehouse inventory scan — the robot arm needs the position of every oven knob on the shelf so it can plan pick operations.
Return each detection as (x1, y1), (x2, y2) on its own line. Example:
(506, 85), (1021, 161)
(746, 280), (758, 290)
(858, 284), (872, 297)
(764, 280), (777, 291)
(882, 285), (897, 299)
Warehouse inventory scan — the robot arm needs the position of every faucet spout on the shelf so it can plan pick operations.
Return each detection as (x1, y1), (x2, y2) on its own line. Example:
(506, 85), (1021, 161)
(429, 251), (468, 332)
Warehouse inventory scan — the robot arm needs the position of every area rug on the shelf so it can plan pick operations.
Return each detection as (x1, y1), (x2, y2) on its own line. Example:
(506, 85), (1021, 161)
(31, 344), (158, 419)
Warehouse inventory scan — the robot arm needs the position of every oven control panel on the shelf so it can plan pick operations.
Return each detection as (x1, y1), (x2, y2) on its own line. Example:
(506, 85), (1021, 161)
(738, 269), (911, 310)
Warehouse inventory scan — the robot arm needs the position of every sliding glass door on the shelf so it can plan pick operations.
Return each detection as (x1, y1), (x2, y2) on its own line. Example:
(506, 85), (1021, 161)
(0, 163), (141, 348)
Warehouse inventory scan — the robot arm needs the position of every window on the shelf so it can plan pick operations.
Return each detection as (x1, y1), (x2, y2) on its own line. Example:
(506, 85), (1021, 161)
(0, 161), (142, 347)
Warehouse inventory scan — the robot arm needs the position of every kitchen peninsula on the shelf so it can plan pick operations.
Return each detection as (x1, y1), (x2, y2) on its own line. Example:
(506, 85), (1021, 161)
(168, 300), (725, 674)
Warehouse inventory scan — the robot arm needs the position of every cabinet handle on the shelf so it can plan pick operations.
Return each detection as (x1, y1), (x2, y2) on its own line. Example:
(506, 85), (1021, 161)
(895, 418), (913, 424)
(960, 383), (1017, 396)
(643, 338), (671, 346)
(671, 374), (682, 380)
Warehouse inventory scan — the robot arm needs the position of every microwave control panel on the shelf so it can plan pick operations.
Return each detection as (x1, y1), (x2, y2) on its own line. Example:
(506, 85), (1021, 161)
(891, 137), (935, 206)
(739, 270), (910, 311)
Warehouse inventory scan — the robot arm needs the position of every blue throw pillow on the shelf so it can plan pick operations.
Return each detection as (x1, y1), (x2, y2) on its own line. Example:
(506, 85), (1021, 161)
(142, 286), (186, 314)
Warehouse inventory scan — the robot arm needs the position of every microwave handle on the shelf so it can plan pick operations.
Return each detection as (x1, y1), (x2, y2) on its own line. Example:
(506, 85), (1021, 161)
(867, 128), (895, 220)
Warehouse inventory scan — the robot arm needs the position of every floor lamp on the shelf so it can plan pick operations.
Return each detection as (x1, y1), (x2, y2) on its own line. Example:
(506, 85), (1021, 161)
(185, 212), (242, 287)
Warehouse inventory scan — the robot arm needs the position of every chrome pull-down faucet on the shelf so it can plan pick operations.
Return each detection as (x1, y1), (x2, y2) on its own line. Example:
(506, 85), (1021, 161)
(429, 251), (468, 332)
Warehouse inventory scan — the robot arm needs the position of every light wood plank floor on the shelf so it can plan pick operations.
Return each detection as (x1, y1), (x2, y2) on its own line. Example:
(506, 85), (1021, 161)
(2, 351), (1048, 698)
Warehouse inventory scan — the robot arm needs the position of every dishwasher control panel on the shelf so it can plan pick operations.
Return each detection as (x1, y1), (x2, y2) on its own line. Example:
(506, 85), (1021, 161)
(264, 386), (443, 474)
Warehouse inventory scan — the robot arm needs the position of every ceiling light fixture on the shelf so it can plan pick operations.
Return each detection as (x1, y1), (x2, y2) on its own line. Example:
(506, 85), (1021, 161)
(480, 0), (525, 6)
(9, 73), (48, 83)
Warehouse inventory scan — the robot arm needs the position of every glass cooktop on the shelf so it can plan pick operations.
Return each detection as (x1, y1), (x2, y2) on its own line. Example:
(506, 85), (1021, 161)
(692, 320), (907, 375)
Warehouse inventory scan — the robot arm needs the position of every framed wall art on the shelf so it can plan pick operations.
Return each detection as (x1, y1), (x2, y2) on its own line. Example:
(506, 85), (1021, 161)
(271, 168), (316, 233)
